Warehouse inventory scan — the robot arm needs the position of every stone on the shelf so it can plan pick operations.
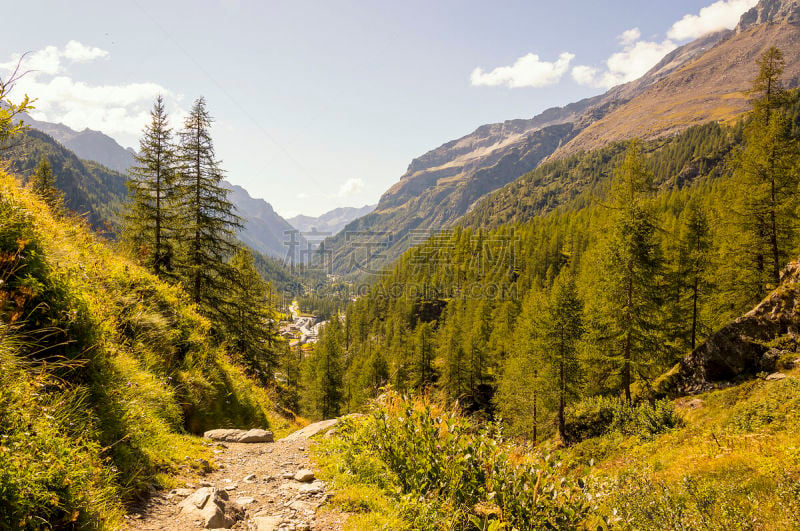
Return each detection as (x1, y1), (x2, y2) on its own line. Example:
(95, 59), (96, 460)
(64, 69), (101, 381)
(178, 487), (240, 528)
(766, 372), (788, 381)
(298, 482), (322, 494)
(249, 516), (282, 531)
(281, 419), (338, 441)
(235, 496), (256, 505)
(282, 472), (294, 479)
(289, 500), (314, 513)
(293, 469), (314, 483)
(243, 474), (257, 483)
(169, 488), (195, 497)
(204, 428), (274, 443)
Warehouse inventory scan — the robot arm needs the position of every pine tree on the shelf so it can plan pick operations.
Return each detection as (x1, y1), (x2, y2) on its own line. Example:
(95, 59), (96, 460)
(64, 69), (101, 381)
(495, 288), (550, 441)
(301, 318), (344, 419)
(595, 140), (662, 402)
(175, 97), (242, 323)
(682, 202), (711, 350)
(729, 47), (800, 298)
(227, 247), (278, 382)
(544, 272), (584, 441)
(125, 95), (178, 276)
(30, 156), (62, 210)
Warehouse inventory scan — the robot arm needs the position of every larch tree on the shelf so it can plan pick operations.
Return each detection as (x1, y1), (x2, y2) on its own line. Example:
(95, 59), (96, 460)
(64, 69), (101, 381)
(125, 95), (178, 277)
(226, 247), (279, 383)
(681, 202), (712, 351)
(30, 156), (62, 210)
(544, 271), (584, 441)
(596, 140), (662, 402)
(729, 47), (799, 298)
(175, 97), (242, 323)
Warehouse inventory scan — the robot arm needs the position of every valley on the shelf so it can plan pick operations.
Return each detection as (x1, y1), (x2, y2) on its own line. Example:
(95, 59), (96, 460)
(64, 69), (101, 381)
(2, 0), (800, 530)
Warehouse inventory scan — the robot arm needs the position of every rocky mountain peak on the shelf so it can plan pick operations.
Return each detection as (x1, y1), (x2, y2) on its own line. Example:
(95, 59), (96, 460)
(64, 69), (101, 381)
(737, 0), (800, 32)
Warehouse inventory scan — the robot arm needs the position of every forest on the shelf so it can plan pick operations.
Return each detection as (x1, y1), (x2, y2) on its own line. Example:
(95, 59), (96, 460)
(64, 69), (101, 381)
(296, 48), (800, 440)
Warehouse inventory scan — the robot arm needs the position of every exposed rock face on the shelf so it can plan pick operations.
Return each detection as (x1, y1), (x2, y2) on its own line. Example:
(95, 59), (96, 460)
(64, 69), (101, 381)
(737, 0), (800, 31)
(204, 428), (274, 443)
(663, 261), (800, 395)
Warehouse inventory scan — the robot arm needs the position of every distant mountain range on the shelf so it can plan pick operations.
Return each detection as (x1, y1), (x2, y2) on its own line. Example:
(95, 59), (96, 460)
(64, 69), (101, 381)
(15, 115), (371, 259)
(288, 204), (376, 236)
(19, 113), (138, 173)
(324, 0), (800, 276)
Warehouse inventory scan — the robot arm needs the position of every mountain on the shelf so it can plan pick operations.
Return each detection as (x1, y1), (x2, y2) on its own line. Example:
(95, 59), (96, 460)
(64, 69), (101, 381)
(288, 204), (376, 235)
(18, 115), (299, 259)
(4, 128), (129, 232)
(551, 0), (800, 159)
(224, 181), (301, 259)
(322, 9), (753, 275)
(21, 113), (137, 173)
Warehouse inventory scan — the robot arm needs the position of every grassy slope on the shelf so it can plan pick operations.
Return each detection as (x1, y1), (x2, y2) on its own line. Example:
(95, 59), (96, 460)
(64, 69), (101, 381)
(313, 372), (800, 530)
(0, 169), (295, 528)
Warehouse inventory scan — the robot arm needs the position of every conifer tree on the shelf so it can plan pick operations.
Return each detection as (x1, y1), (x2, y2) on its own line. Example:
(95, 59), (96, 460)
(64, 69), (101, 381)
(729, 47), (800, 298)
(175, 97), (242, 322)
(595, 140), (662, 402)
(226, 247), (278, 382)
(682, 202), (711, 350)
(495, 288), (549, 441)
(126, 95), (177, 276)
(301, 318), (344, 419)
(30, 156), (62, 210)
(544, 272), (584, 440)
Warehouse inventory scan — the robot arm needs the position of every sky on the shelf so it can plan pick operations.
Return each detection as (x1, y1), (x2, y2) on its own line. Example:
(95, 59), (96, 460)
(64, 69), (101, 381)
(1, 0), (757, 217)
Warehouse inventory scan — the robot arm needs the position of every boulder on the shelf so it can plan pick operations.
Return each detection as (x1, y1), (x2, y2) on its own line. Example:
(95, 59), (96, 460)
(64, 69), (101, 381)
(178, 487), (241, 528)
(766, 372), (788, 381)
(658, 261), (800, 396)
(294, 469), (315, 482)
(281, 419), (338, 441)
(204, 428), (274, 443)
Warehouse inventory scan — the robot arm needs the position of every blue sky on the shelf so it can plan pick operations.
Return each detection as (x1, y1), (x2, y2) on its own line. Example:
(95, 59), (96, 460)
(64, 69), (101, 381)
(2, 0), (756, 217)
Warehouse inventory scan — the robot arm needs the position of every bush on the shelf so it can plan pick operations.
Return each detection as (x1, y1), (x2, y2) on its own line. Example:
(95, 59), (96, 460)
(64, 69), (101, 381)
(315, 392), (603, 530)
(565, 396), (681, 444)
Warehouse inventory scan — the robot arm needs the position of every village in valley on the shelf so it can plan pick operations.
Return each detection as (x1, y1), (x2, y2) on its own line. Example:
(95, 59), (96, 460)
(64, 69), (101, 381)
(280, 300), (326, 347)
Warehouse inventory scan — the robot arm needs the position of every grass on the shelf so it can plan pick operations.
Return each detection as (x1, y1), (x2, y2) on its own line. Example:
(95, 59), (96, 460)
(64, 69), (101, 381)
(314, 374), (800, 530)
(0, 169), (297, 528)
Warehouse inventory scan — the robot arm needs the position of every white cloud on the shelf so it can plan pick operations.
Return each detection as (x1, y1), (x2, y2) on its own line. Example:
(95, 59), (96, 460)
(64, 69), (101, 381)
(618, 28), (641, 46)
(572, 36), (677, 89)
(0, 41), (177, 143)
(337, 178), (364, 197)
(668, 0), (758, 41)
(470, 52), (575, 88)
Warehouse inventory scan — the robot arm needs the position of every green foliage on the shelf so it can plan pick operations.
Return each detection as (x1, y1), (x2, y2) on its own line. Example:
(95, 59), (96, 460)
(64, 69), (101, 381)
(315, 392), (602, 530)
(225, 247), (280, 382)
(301, 317), (345, 419)
(564, 396), (681, 444)
(125, 95), (179, 277)
(0, 65), (32, 150)
(174, 97), (242, 323)
(0, 171), (290, 522)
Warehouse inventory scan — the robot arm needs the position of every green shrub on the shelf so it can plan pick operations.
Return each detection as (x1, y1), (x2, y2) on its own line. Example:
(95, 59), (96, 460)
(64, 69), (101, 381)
(565, 396), (681, 443)
(315, 392), (602, 530)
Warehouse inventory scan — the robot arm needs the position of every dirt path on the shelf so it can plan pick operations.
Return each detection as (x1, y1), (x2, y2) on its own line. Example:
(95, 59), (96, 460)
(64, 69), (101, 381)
(126, 421), (345, 530)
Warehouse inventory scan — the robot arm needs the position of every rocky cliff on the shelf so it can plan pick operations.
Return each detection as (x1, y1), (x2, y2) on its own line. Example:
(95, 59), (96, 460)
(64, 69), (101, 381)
(660, 261), (800, 396)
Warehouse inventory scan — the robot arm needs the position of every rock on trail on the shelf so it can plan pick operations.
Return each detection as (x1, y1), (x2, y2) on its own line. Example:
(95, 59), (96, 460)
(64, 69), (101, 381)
(126, 419), (343, 530)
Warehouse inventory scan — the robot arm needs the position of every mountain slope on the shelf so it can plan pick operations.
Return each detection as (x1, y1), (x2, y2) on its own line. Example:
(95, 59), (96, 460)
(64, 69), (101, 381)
(322, 17), (738, 275)
(4, 128), (129, 232)
(22, 113), (137, 173)
(288, 204), (376, 235)
(224, 181), (301, 259)
(552, 8), (800, 159)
